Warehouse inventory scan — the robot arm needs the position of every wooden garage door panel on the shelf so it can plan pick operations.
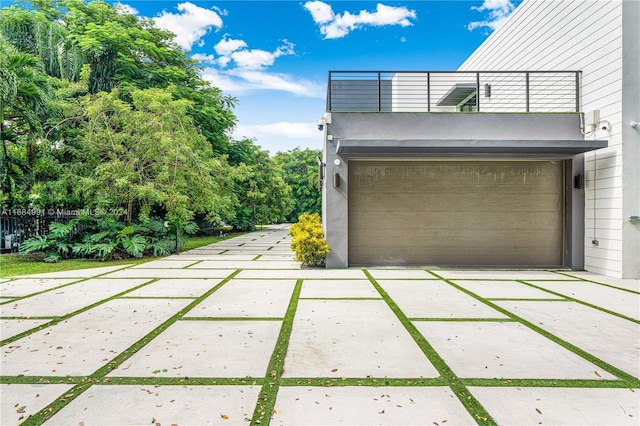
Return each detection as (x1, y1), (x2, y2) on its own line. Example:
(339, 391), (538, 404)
(348, 160), (563, 266)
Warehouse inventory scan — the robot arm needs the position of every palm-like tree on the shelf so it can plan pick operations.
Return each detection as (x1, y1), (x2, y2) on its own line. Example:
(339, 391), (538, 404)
(0, 38), (50, 205)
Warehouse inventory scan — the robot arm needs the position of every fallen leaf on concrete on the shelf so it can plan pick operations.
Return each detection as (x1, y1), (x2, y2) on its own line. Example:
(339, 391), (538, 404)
(331, 368), (338, 372)
(594, 371), (601, 377)
(16, 406), (26, 413)
(220, 414), (229, 419)
(536, 408), (542, 415)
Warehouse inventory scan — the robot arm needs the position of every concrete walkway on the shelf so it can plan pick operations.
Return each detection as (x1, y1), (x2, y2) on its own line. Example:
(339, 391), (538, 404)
(1, 224), (638, 425)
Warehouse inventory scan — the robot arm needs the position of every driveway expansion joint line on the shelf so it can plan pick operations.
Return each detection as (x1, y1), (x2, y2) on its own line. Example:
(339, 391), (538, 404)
(364, 269), (497, 425)
(429, 271), (640, 388)
(517, 280), (640, 324)
(20, 269), (242, 424)
(251, 279), (302, 425)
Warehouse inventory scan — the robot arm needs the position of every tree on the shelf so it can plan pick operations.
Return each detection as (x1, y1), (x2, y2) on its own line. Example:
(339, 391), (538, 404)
(0, 38), (52, 207)
(227, 139), (293, 230)
(274, 147), (322, 221)
(79, 87), (237, 225)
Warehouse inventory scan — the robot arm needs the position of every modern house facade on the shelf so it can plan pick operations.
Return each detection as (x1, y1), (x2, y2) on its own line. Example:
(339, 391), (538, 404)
(320, 0), (639, 278)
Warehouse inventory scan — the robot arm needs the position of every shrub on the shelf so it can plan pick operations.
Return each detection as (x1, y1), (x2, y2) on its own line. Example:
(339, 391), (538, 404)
(19, 216), (198, 262)
(289, 213), (329, 267)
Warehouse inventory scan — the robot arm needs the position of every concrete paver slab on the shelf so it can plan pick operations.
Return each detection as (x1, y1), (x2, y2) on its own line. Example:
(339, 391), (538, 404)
(367, 269), (438, 280)
(435, 270), (576, 280)
(46, 385), (260, 425)
(468, 387), (640, 425)
(109, 321), (281, 378)
(378, 280), (506, 319)
(189, 260), (299, 269)
(0, 278), (151, 317)
(283, 300), (439, 378)
(495, 301), (640, 378)
(414, 322), (615, 379)
(185, 279), (296, 318)
(0, 278), (79, 297)
(255, 254), (295, 261)
(1, 298), (191, 376)
(452, 280), (566, 300)
(560, 271), (640, 292)
(237, 269), (366, 279)
(272, 386), (475, 425)
(1, 319), (51, 340)
(124, 278), (221, 298)
(523, 280), (640, 319)
(101, 268), (233, 279)
(3, 265), (132, 279)
(164, 254), (257, 261)
(0, 384), (73, 425)
(131, 260), (200, 269)
(299, 280), (379, 298)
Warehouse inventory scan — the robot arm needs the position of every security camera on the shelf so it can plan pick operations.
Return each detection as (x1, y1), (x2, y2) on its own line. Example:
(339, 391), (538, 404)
(600, 122), (610, 131)
(317, 117), (326, 131)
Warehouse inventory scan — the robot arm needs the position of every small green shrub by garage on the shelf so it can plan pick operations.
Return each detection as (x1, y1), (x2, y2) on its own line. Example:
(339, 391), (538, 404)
(289, 213), (329, 267)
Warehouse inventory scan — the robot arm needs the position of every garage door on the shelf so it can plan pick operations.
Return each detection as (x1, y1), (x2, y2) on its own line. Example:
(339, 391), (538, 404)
(348, 160), (564, 266)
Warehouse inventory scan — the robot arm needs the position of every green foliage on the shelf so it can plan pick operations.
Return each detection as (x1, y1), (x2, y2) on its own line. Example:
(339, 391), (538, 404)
(19, 216), (198, 262)
(227, 139), (293, 231)
(289, 213), (329, 268)
(274, 148), (322, 221)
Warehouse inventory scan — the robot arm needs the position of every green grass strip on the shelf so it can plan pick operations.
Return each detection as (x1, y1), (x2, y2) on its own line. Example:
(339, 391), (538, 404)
(517, 280), (640, 324)
(429, 271), (640, 388)
(363, 269), (497, 425)
(0, 279), (159, 347)
(0, 375), (264, 386)
(23, 270), (241, 424)
(459, 378), (632, 388)
(0, 316), (58, 320)
(253, 255), (263, 260)
(279, 377), (448, 387)
(250, 279), (302, 425)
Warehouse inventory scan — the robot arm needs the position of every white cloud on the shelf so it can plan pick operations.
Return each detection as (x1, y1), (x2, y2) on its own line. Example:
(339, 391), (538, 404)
(303, 1), (334, 24)
(115, 3), (138, 15)
(232, 122), (323, 153)
(304, 1), (416, 39)
(201, 66), (323, 98)
(190, 53), (217, 65)
(467, 0), (516, 31)
(214, 37), (248, 56)
(235, 122), (319, 140)
(153, 2), (223, 50)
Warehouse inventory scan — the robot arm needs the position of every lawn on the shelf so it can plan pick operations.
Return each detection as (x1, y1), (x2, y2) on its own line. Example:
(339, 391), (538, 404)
(0, 233), (241, 278)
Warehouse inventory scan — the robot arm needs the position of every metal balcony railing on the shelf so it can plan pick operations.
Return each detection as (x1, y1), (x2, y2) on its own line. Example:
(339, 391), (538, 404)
(327, 71), (581, 113)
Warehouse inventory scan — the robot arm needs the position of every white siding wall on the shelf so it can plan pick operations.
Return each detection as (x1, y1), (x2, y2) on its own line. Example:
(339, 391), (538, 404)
(459, 0), (625, 277)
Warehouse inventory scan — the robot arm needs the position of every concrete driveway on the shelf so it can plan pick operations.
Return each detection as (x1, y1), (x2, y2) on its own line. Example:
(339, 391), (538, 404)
(1, 224), (638, 425)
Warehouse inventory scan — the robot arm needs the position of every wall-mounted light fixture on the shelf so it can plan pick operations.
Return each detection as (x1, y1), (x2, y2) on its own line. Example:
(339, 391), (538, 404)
(484, 83), (491, 98)
(574, 174), (584, 189)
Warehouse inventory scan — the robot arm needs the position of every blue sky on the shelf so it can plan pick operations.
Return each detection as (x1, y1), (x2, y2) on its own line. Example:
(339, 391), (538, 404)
(112, 1), (521, 153)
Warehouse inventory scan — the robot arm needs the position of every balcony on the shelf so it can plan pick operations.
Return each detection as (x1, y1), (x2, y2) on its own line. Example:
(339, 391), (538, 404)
(326, 71), (581, 113)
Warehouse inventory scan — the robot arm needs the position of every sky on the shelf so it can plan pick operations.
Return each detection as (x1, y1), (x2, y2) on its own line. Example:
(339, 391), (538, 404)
(111, 0), (520, 153)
